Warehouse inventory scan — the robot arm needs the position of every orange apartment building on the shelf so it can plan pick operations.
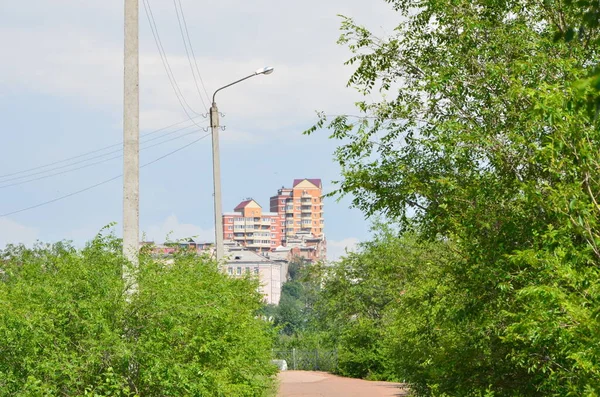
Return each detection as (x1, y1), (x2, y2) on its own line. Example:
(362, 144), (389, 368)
(269, 178), (324, 244)
(222, 178), (325, 258)
(222, 199), (281, 252)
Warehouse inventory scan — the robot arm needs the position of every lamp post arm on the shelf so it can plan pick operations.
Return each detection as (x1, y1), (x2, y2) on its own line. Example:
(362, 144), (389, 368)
(212, 73), (257, 104)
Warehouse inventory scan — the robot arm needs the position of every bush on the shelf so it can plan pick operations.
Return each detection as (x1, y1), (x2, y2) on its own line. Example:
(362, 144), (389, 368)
(0, 232), (276, 396)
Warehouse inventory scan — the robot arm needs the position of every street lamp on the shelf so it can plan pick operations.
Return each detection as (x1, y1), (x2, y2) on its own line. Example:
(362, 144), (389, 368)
(211, 66), (274, 261)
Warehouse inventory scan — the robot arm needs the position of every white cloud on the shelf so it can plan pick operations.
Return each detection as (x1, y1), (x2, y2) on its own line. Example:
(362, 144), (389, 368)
(0, 218), (39, 248)
(0, 0), (397, 142)
(143, 215), (214, 243)
(327, 237), (360, 262)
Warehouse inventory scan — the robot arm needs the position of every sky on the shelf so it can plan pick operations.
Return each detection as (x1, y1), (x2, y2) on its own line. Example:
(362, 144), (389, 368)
(0, 0), (398, 261)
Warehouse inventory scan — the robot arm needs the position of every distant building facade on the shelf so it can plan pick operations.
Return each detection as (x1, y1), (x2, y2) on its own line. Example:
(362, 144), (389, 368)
(222, 199), (280, 253)
(221, 178), (326, 262)
(139, 240), (286, 305)
(140, 238), (213, 257)
(269, 178), (324, 243)
(223, 242), (288, 305)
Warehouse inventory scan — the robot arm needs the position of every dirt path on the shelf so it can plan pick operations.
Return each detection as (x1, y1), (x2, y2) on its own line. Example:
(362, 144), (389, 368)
(277, 371), (408, 397)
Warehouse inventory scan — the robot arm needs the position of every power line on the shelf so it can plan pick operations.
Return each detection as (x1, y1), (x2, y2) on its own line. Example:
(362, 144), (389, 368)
(142, 131), (209, 166)
(0, 129), (203, 189)
(0, 117), (201, 180)
(173, 0), (211, 106)
(142, 0), (207, 120)
(0, 132), (211, 218)
(0, 123), (201, 183)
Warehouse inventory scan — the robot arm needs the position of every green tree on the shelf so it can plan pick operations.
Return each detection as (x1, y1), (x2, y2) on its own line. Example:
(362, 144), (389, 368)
(307, 0), (600, 394)
(312, 226), (452, 382)
(0, 233), (276, 396)
(271, 259), (321, 337)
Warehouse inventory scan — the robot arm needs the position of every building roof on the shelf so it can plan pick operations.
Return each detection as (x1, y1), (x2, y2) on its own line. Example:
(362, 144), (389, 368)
(293, 178), (322, 188)
(224, 244), (279, 265)
(234, 199), (261, 211)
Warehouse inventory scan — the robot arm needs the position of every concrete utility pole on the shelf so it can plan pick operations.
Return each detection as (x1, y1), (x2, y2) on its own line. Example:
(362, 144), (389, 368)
(210, 103), (224, 261)
(210, 66), (274, 262)
(123, 0), (140, 271)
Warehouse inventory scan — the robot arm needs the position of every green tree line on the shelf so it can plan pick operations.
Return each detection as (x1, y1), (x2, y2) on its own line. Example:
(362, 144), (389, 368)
(0, 232), (277, 396)
(281, 0), (600, 395)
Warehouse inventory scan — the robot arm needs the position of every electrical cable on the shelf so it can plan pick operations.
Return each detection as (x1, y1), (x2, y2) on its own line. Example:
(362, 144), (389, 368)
(173, 0), (211, 106)
(0, 132), (211, 218)
(0, 129), (203, 189)
(142, 0), (207, 121)
(0, 123), (200, 183)
(0, 117), (201, 180)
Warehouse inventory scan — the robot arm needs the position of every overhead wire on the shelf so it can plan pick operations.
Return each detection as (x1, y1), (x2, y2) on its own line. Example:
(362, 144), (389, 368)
(0, 128), (204, 189)
(0, 132), (211, 218)
(0, 123), (201, 184)
(0, 117), (202, 180)
(173, 0), (211, 106)
(142, 0), (208, 123)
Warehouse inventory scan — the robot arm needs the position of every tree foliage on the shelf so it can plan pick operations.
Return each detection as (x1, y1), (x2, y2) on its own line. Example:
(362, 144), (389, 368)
(0, 233), (276, 396)
(269, 259), (320, 338)
(305, 0), (600, 395)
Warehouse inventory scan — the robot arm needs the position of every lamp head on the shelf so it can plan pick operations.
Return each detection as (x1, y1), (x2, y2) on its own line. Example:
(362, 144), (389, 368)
(255, 66), (274, 75)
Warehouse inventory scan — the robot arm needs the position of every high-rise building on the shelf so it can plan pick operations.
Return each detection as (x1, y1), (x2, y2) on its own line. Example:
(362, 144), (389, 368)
(222, 199), (280, 252)
(221, 178), (325, 261)
(270, 178), (324, 244)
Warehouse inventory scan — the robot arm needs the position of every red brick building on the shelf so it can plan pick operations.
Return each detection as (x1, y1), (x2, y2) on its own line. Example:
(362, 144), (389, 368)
(222, 199), (280, 252)
(221, 178), (326, 261)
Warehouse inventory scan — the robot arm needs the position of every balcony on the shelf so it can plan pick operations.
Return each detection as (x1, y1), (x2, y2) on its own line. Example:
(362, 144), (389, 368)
(247, 242), (271, 247)
(301, 207), (312, 213)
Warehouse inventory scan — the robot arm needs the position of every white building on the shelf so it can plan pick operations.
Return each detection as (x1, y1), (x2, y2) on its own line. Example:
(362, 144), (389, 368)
(223, 242), (288, 305)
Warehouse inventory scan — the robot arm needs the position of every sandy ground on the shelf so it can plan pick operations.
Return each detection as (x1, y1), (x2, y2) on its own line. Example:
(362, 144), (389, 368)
(277, 371), (408, 397)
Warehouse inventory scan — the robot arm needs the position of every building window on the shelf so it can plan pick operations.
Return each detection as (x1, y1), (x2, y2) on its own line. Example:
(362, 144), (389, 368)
(236, 267), (242, 275)
(281, 200), (285, 204)
(227, 267), (233, 275)
(227, 225), (232, 230)
(254, 267), (259, 274)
